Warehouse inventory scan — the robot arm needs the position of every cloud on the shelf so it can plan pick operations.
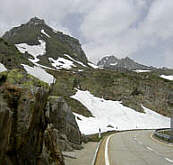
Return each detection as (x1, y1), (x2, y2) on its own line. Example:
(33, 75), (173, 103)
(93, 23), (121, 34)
(0, 0), (173, 68)
(81, 0), (173, 67)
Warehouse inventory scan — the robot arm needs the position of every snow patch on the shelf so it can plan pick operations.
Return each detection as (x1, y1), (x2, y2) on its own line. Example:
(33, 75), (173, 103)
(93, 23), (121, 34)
(72, 90), (170, 135)
(134, 70), (151, 73)
(0, 63), (7, 72)
(88, 62), (98, 69)
(16, 40), (46, 63)
(160, 75), (173, 81)
(49, 57), (76, 70)
(41, 29), (50, 38)
(110, 62), (117, 66)
(64, 54), (87, 67)
(22, 64), (54, 85)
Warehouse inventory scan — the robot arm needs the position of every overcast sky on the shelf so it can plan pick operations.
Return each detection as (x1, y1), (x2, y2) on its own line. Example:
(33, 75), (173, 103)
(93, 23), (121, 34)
(0, 0), (173, 68)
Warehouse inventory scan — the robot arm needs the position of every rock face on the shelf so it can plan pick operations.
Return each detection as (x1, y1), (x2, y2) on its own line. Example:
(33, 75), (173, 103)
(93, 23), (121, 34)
(3, 17), (88, 68)
(0, 75), (82, 165)
(46, 96), (82, 151)
(97, 56), (152, 70)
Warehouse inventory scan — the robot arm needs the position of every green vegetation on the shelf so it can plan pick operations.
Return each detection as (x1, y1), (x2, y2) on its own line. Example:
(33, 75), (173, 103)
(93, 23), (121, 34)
(65, 97), (92, 117)
(48, 68), (173, 117)
(0, 69), (48, 88)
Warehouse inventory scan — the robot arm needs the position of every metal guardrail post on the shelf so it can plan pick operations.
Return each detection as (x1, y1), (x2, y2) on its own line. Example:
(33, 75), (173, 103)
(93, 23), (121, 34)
(154, 128), (173, 142)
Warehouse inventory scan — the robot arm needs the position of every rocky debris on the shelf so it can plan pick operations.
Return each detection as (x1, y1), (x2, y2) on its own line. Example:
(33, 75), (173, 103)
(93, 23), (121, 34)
(97, 56), (152, 70)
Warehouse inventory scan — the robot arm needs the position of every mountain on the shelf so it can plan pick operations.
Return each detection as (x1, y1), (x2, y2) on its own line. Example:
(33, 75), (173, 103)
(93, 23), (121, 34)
(97, 55), (153, 71)
(3, 17), (93, 71)
(0, 17), (173, 165)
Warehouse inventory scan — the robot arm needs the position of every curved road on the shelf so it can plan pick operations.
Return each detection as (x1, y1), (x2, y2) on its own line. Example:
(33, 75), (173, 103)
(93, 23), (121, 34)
(109, 130), (173, 165)
(95, 130), (173, 165)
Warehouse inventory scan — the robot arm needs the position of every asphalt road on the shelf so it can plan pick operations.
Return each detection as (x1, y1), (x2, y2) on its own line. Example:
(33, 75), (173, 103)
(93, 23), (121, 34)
(109, 130), (173, 165)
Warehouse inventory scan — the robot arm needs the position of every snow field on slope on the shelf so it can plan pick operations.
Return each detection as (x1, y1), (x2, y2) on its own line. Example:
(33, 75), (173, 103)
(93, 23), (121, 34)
(22, 64), (54, 85)
(110, 62), (117, 66)
(16, 40), (46, 63)
(64, 54), (87, 67)
(71, 90), (170, 135)
(134, 70), (151, 73)
(160, 75), (173, 81)
(41, 29), (50, 38)
(88, 62), (98, 69)
(49, 57), (76, 70)
(0, 63), (7, 72)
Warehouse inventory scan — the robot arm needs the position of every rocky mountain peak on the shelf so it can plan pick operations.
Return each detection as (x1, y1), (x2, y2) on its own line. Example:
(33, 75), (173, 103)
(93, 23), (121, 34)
(123, 56), (132, 61)
(2, 17), (89, 70)
(27, 17), (46, 25)
(97, 55), (152, 70)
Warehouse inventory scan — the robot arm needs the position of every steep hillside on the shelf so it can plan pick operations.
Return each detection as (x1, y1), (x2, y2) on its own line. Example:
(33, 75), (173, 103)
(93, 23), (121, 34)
(72, 90), (170, 134)
(49, 69), (173, 117)
(3, 17), (90, 70)
(1, 17), (172, 138)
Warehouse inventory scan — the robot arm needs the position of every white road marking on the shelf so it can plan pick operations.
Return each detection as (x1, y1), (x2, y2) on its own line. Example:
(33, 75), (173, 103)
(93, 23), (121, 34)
(165, 158), (173, 163)
(146, 146), (153, 151)
(92, 141), (101, 165)
(105, 135), (114, 165)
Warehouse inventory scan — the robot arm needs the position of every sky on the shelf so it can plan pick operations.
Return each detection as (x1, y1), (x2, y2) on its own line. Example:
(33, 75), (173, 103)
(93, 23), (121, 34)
(0, 0), (173, 68)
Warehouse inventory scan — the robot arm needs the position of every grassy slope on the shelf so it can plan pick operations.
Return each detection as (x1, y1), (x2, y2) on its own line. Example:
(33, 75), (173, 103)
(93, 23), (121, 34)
(49, 68), (173, 117)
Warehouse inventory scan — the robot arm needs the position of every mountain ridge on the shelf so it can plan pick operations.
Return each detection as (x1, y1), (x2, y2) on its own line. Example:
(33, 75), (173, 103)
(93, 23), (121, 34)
(97, 55), (154, 71)
(2, 17), (90, 70)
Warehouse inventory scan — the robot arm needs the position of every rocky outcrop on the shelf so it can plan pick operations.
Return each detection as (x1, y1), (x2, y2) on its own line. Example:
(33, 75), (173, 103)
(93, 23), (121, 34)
(0, 82), (64, 165)
(46, 96), (82, 151)
(0, 70), (83, 164)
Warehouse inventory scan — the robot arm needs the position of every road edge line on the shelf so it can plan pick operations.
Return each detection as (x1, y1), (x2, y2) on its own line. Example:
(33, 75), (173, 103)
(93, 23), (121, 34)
(105, 134), (114, 165)
(91, 140), (102, 165)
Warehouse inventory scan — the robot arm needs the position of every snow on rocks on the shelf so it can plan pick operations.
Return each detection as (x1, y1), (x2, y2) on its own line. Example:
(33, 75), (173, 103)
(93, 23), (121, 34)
(64, 54), (87, 67)
(160, 75), (173, 81)
(41, 29), (50, 38)
(71, 90), (170, 135)
(110, 62), (117, 66)
(0, 63), (7, 72)
(49, 57), (76, 70)
(22, 64), (54, 85)
(134, 70), (151, 73)
(16, 40), (46, 63)
(88, 62), (98, 69)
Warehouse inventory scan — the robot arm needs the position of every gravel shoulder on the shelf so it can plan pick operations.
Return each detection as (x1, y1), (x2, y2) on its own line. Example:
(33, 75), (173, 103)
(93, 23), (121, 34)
(63, 142), (98, 165)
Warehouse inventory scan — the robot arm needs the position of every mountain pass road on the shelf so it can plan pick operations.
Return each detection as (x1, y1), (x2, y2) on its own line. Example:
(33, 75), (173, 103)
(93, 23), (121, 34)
(109, 130), (173, 165)
(95, 130), (173, 165)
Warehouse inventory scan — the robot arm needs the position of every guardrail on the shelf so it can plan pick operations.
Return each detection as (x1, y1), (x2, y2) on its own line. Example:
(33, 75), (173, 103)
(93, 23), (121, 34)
(154, 128), (173, 143)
